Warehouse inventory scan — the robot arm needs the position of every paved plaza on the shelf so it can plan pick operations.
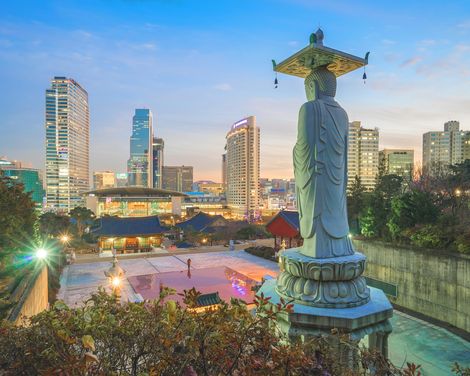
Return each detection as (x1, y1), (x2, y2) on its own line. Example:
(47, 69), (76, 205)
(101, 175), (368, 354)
(58, 250), (469, 375)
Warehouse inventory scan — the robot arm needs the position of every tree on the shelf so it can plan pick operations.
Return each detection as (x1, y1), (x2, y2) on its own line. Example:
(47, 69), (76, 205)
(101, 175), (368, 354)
(0, 173), (37, 272)
(38, 212), (70, 239)
(0, 289), (424, 375)
(359, 174), (404, 240)
(347, 175), (366, 234)
(69, 207), (95, 237)
(387, 190), (439, 241)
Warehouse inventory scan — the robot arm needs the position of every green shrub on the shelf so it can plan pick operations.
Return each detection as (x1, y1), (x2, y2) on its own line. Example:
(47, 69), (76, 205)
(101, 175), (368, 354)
(0, 289), (420, 375)
(409, 225), (447, 249)
(454, 233), (470, 254)
(244, 246), (276, 261)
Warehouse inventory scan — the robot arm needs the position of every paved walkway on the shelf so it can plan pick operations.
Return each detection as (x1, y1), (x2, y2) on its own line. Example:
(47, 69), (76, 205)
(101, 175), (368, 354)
(58, 249), (278, 307)
(58, 249), (469, 375)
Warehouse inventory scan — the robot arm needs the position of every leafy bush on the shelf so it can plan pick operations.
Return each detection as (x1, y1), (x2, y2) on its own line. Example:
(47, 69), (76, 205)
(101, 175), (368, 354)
(409, 225), (447, 249)
(245, 246), (276, 261)
(454, 233), (470, 254)
(0, 289), (421, 375)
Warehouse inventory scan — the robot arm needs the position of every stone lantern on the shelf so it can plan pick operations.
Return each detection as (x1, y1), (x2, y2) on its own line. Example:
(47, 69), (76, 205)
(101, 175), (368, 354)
(104, 253), (125, 301)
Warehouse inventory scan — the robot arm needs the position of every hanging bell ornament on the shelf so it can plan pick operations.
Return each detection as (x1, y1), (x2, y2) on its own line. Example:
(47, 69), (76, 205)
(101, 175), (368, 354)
(362, 71), (367, 84)
(274, 76), (278, 89)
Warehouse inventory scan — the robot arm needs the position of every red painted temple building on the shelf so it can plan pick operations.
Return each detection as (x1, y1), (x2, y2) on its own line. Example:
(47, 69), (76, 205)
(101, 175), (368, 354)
(265, 210), (303, 250)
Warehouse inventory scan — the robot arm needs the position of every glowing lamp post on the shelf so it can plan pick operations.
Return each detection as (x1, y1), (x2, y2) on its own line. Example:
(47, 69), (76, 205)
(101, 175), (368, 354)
(35, 248), (48, 260)
(104, 254), (125, 302)
(60, 235), (70, 244)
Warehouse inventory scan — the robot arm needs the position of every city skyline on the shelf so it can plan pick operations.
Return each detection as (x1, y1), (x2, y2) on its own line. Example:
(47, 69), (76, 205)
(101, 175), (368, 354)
(2, 1), (470, 181)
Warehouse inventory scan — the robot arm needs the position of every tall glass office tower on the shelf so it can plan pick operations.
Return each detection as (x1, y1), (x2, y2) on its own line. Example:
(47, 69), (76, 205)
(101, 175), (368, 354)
(45, 77), (89, 212)
(152, 137), (164, 189)
(127, 109), (153, 187)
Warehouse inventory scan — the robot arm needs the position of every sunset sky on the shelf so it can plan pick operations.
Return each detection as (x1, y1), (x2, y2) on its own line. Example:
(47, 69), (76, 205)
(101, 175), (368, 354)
(1, 0), (470, 181)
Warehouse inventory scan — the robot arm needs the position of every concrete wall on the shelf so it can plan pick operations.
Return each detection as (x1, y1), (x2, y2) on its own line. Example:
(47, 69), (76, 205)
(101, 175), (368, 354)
(9, 266), (49, 326)
(354, 239), (470, 333)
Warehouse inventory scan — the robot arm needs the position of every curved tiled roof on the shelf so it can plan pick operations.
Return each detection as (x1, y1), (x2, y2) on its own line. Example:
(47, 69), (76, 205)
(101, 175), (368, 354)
(85, 187), (187, 197)
(91, 215), (168, 237)
(176, 212), (225, 233)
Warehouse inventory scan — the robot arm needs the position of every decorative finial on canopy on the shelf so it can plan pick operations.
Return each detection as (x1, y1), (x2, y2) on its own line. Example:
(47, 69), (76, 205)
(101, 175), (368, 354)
(315, 28), (324, 45)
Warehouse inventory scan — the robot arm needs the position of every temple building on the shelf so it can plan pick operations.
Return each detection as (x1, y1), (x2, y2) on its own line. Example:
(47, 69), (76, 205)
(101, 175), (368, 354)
(266, 210), (302, 250)
(92, 215), (168, 253)
(176, 211), (227, 234)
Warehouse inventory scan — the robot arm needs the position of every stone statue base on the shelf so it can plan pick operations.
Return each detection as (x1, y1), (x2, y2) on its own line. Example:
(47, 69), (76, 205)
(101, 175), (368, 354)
(257, 247), (393, 359)
(277, 249), (370, 308)
(258, 279), (392, 358)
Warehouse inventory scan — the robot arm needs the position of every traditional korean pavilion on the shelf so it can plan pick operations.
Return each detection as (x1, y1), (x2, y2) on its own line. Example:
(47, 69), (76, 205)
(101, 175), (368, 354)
(92, 215), (168, 253)
(266, 210), (302, 250)
(176, 212), (227, 234)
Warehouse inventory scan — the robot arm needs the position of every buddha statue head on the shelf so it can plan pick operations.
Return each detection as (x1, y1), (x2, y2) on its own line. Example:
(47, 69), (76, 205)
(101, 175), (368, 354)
(304, 66), (337, 101)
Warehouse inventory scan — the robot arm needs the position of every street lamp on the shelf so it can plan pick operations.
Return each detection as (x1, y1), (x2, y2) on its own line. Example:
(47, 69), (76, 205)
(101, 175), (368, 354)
(60, 234), (70, 244)
(36, 248), (48, 260)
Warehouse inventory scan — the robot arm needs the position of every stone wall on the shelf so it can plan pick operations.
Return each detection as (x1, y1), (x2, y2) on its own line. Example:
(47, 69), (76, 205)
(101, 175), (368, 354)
(353, 239), (470, 333)
(8, 266), (48, 325)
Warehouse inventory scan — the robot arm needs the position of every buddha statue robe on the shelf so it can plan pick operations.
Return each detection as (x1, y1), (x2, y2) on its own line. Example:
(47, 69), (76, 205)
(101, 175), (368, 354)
(294, 94), (355, 258)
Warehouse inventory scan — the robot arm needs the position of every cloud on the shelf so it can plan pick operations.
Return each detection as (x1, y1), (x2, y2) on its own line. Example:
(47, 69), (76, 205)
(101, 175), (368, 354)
(75, 30), (93, 39)
(400, 56), (422, 68)
(136, 43), (157, 51)
(381, 39), (396, 45)
(288, 41), (299, 47)
(457, 20), (470, 29)
(213, 83), (232, 91)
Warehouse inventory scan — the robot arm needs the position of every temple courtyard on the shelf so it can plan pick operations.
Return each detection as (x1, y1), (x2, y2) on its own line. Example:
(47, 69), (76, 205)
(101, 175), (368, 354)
(58, 249), (469, 375)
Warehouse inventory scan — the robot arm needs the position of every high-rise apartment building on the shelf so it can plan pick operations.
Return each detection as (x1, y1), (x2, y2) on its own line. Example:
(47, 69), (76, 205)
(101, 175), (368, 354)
(225, 116), (260, 220)
(347, 121), (379, 191)
(423, 121), (470, 173)
(128, 109), (153, 187)
(162, 166), (193, 192)
(45, 77), (89, 211)
(93, 171), (116, 190)
(152, 137), (164, 189)
(379, 149), (414, 179)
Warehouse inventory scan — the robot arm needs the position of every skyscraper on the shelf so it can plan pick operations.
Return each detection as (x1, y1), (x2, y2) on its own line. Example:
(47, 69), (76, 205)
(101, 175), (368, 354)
(379, 149), (414, 179)
(423, 121), (470, 173)
(225, 116), (260, 220)
(152, 137), (164, 189)
(127, 109), (153, 187)
(347, 121), (379, 191)
(45, 77), (89, 211)
(162, 166), (193, 192)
